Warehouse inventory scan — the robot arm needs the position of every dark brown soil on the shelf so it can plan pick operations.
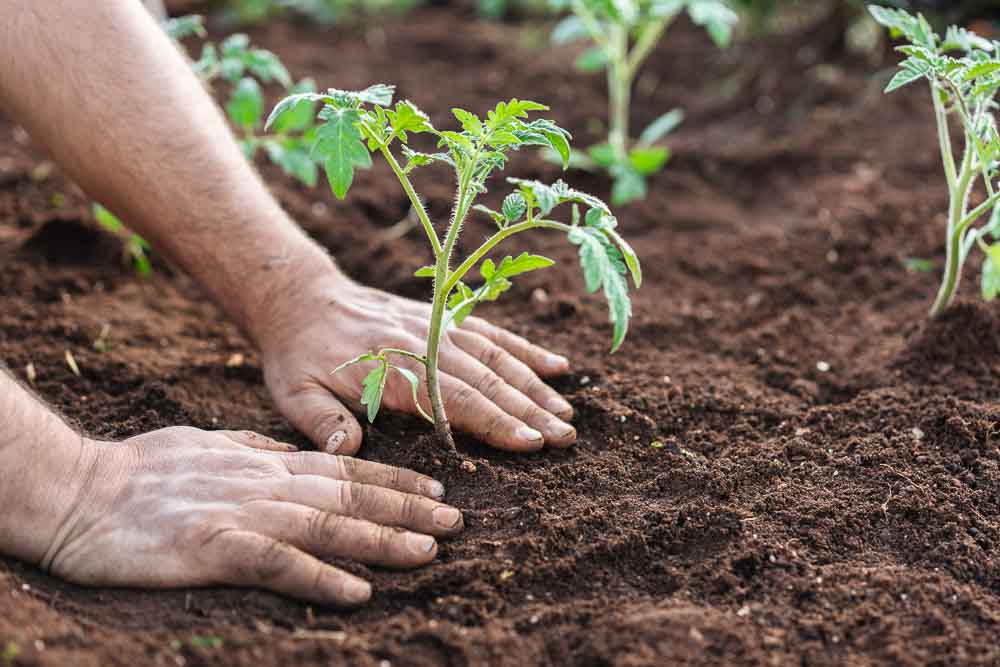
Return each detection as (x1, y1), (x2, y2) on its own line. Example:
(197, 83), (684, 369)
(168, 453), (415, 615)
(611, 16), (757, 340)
(4, 5), (1000, 666)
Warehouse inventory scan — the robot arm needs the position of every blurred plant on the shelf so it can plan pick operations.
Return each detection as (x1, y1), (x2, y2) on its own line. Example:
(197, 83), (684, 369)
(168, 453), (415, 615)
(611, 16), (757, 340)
(872, 5), (1000, 316)
(551, 0), (738, 205)
(93, 204), (152, 276)
(193, 33), (322, 187)
(221, 0), (423, 26)
(267, 84), (640, 449)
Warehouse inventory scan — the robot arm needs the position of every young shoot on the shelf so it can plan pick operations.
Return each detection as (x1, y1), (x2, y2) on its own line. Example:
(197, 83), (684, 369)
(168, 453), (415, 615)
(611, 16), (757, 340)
(551, 0), (737, 204)
(93, 204), (152, 277)
(871, 6), (1000, 317)
(267, 84), (641, 449)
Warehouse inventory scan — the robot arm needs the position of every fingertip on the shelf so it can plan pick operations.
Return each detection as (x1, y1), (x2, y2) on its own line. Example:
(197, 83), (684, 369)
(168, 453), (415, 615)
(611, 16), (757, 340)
(324, 418), (363, 456)
(545, 397), (574, 421)
(337, 575), (372, 606)
(540, 353), (570, 376)
(421, 478), (446, 500)
(546, 424), (577, 448)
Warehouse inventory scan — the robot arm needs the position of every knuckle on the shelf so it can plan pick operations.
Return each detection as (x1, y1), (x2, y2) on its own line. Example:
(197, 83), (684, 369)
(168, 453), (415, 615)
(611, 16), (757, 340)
(475, 342), (505, 368)
(399, 494), (418, 523)
(307, 509), (346, 546)
(337, 455), (363, 480)
(382, 464), (402, 491)
(481, 411), (509, 439)
(451, 385), (481, 414)
(252, 539), (298, 582)
(374, 525), (396, 556)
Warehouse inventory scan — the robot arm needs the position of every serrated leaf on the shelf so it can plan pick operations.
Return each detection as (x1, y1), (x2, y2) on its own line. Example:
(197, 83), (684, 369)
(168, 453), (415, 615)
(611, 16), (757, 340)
(492, 252), (556, 278)
(244, 49), (291, 88)
(414, 265), (436, 277)
(313, 108), (371, 199)
(486, 99), (549, 133)
(568, 226), (632, 352)
(226, 78), (263, 130)
(502, 193), (527, 222)
(271, 79), (318, 133)
(327, 84), (396, 108)
(629, 146), (670, 176)
(885, 58), (932, 93)
(361, 363), (389, 423)
(388, 100), (433, 137)
(869, 6), (937, 50)
(453, 108), (484, 137)
(639, 108), (684, 146)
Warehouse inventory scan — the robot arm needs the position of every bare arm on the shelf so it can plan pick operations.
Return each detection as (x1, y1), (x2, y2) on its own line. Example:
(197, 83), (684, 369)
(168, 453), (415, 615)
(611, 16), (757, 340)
(0, 0), (577, 455)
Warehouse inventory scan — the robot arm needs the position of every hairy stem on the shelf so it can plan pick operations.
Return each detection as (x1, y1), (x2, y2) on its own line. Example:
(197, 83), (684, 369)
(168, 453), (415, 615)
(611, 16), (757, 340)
(377, 143), (442, 257)
(930, 143), (976, 318)
(932, 82), (957, 191)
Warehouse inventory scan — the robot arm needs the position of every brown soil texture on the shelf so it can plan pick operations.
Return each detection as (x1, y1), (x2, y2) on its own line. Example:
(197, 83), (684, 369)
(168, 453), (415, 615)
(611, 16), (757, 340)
(3, 6), (1000, 667)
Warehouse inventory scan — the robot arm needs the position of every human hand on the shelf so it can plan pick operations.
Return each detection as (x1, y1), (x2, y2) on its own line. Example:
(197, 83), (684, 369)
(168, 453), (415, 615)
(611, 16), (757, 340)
(41, 427), (462, 606)
(260, 276), (577, 455)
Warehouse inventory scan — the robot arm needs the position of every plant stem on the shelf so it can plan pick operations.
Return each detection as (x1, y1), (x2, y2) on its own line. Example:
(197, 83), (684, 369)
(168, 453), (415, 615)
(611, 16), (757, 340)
(376, 143), (442, 257)
(607, 25), (631, 166)
(930, 144), (976, 318)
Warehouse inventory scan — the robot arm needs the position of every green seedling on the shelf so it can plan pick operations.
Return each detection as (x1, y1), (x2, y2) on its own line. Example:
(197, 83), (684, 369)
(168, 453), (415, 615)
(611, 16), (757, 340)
(551, 0), (737, 204)
(193, 33), (322, 187)
(93, 204), (152, 276)
(872, 6), (1000, 316)
(222, 0), (423, 26)
(267, 84), (641, 449)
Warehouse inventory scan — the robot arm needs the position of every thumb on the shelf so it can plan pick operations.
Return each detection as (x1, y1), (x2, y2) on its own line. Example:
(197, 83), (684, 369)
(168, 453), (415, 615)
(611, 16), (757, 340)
(272, 382), (364, 456)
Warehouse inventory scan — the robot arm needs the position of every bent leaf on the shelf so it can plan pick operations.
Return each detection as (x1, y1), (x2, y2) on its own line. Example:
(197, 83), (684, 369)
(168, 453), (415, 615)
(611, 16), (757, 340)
(361, 362), (389, 423)
(392, 366), (433, 423)
(313, 108), (372, 199)
(568, 226), (632, 352)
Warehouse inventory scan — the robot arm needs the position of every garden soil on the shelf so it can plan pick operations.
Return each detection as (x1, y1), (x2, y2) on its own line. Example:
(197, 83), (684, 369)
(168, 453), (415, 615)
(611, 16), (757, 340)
(3, 5), (1000, 666)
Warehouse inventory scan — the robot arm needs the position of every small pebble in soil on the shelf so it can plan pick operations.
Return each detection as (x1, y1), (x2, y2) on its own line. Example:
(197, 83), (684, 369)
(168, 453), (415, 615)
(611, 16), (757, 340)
(816, 361), (831, 372)
(225, 353), (245, 368)
(579, 375), (591, 385)
(737, 605), (751, 617)
(911, 427), (925, 441)
(662, 375), (671, 384)
(460, 460), (477, 473)
(531, 288), (549, 304)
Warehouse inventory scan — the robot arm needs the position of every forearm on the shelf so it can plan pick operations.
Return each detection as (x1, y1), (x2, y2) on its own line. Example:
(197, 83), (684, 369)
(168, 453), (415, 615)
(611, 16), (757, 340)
(0, 1), (342, 347)
(0, 366), (90, 566)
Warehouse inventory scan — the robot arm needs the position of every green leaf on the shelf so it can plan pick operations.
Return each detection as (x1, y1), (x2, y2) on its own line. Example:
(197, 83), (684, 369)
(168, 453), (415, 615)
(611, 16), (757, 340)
(981, 241), (1000, 301)
(502, 193), (527, 223)
(568, 226), (632, 352)
(588, 143), (617, 168)
(388, 100), (433, 138)
(629, 146), (670, 176)
(312, 108), (372, 199)
(552, 15), (590, 44)
(489, 252), (556, 279)
(361, 363), (389, 423)
(266, 91), (329, 131)
(453, 108), (484, 137)
(941, 25), (993, 54)
(543, 129), (572, 169)
(868, 6), (937, 50)
(332, 351), (381, 374)
(605, 228), (641, 287)
(884, 58), (932, 93)
(638, 108), (684, 146)
(903, 257), (935, 273)
(164, 14), (206, 41)
(575, 47), (608, 73)
(485, 99), (549, 133)
(271, 79), (318, 133)
(328, 84), (396, 108)
(414, 265), (436, 277)
(243, 49), (292, 88)
(264, 141), (318, 188)
(93, 203), (123, 232)
(611, 167), (647, 205)
(226, 78), (263, 130)
(687, 0), (738, 48)
(447, 282), (478, 326)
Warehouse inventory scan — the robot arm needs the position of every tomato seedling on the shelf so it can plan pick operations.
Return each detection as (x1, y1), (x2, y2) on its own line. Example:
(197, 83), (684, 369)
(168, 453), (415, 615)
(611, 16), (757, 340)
(872, 6), (1000, 316)
(551, 0), (737, 204)
(93, 204), (152, 276)
(267, 84), (641, 448)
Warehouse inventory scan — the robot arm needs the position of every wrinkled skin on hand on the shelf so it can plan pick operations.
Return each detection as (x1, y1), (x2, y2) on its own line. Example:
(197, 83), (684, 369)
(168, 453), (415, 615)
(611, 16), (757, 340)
(261, 278), (578, 455)
(43, 427), (462, 606)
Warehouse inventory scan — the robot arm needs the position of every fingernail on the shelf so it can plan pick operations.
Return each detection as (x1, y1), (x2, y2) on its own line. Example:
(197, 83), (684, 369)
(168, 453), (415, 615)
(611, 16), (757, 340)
(546, 397), (573, 417)
(432, 506), (463, 530)
(326, 430), (347, 454)
(343, 578), (372, 604)
(423, 479), (445, 499)
(548, 416), (576, 438)
(517, 425), (544, 443)
(407, 533), (437, 555)
(546, 354), (569, 371)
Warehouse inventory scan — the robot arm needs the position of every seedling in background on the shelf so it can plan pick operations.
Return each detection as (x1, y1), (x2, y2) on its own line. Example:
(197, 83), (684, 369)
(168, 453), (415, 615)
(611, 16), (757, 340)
(193, 32), (322, 187)
(872, 6), (1000, 316)
(93, 204), (152, 276)
(267, 84), (641, 449)
(551, 0), (737, 205)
